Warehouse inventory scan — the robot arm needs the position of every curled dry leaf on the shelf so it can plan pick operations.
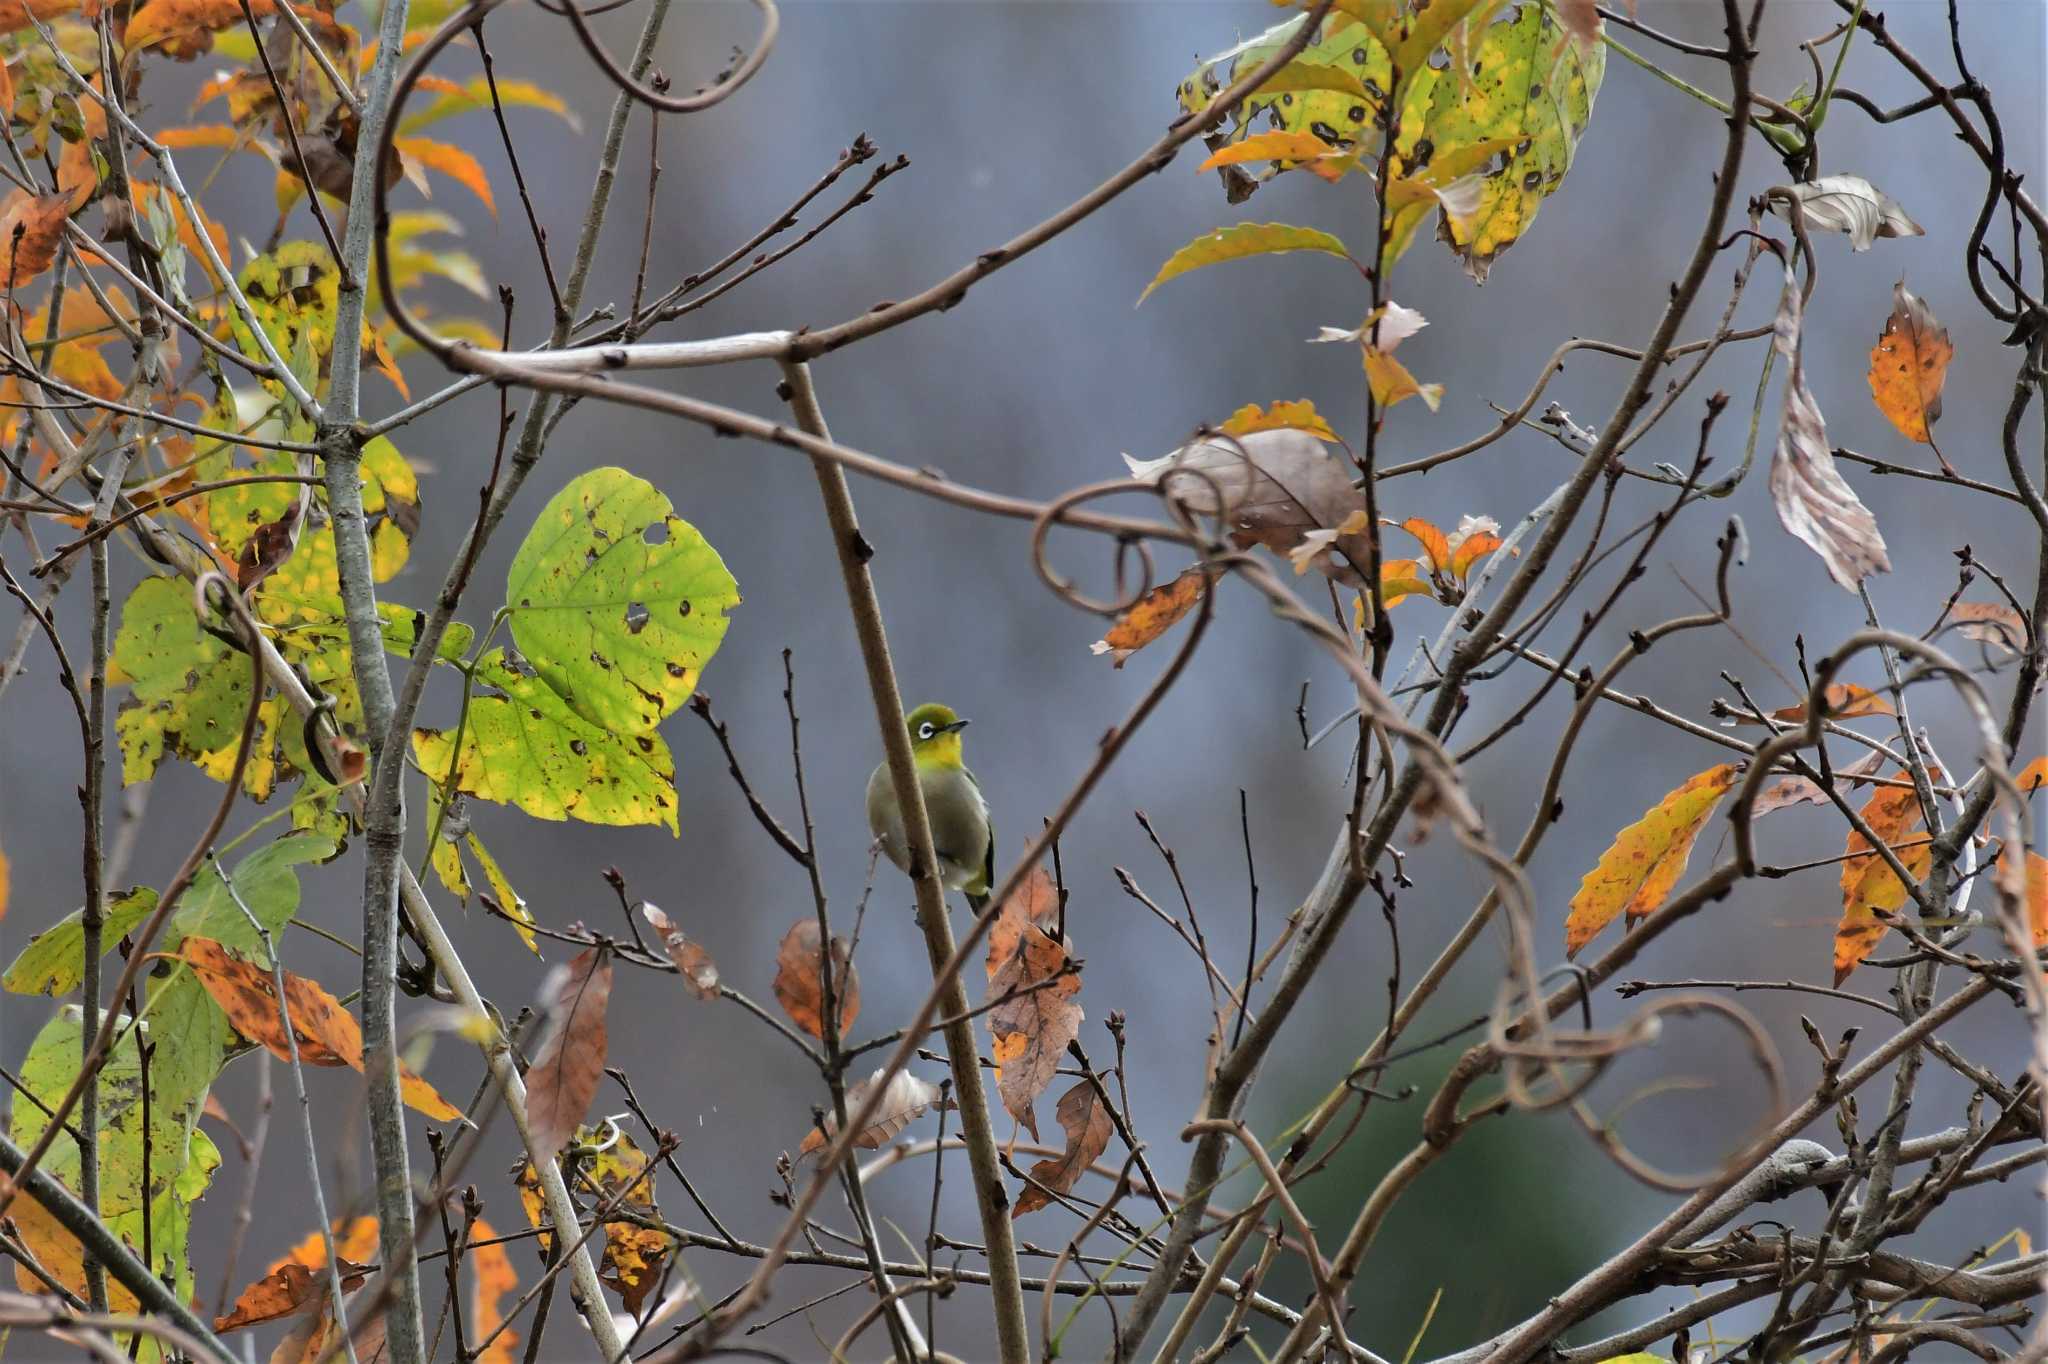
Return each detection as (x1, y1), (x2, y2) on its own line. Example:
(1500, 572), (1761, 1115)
(1834, 774), (1931, 984)
(175, 937), (462, 1120)
(1124, 428), (1372, 586)
(1867, 281), (1952, 448)
(985, 867), (1083, 1139)
(1363, 346), (1443, 413)
(1768, 260), (1890, 591)
(1749, 748), (1888, 818)
(215, 1258), (371, 1332)
(641, 901), (719, 1000)
(1091, 566), (1212, 666)
(1726, 682), (1896, 728)
(514, 1124), (669, 1314)
(1311, 300), (1428, 351)
(771, 918), (859, 1039)
(1012, 1078), (1114, 1217)
(524, 945), (613, 1163)
(1565, 765), (1739, 957)
(1948, 601), (2027, 656)
(797, 1068), (943, 1158)
(1289, 509), (1371, 575)
(1773, 175), (1924, 251)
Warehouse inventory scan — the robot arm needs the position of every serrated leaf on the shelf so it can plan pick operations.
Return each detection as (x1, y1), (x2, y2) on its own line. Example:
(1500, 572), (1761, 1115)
(1139, 222), (1350, 303)
(1220, 399), (1339, 442)
(1565, 765), (1739, 956)
(504, 467), (740, 736)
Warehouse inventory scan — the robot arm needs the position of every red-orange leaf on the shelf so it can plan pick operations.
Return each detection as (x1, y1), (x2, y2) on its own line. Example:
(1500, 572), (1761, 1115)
(214, 1258), (370, 1332)
(1091, 567), (1210, 667)
(1395, 518), (1451, 575)
(1565, 765), (1740, 956)
(1833, 774), (1930, 984)
(1013, 1078), (1113, 1217)
(771, 918), (859, 1039)
(467, 1216), (520, 1364)
(985, 867), (1083, 1139)
(0, 0), (80, 35)
(0, 190), (75, 284)
(2018, 756), (2048, 795)
(175, 938), (463, 1120)
(524, 945), (613, 1162)
(1867, 280), (1952, 446)
(1731, 682), (1895, 727)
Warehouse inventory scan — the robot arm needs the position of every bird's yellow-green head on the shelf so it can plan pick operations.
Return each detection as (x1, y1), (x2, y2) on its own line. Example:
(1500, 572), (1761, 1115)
(905, 702), (970, 770)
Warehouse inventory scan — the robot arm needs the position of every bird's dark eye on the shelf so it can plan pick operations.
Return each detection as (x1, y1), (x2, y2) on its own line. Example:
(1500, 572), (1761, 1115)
(918, 723), (935, 739)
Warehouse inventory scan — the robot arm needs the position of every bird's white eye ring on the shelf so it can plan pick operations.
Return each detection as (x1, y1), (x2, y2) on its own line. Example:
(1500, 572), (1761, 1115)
(918, 722), (935, 739)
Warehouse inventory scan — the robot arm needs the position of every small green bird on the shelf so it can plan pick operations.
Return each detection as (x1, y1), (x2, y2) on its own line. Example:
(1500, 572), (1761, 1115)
(867, 702), (994, 909)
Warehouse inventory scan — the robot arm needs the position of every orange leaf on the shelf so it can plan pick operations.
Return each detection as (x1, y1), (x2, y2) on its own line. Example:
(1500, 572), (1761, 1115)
(1449, 528), (1502, 581)
(1198, 129), (1341, 176)
(1731, 682), (1895, 727)
(642, 901), (720, 1000)
(1833, 774), (1930, 983)
(1013, 1077), (1113, 1217)
(0, 190), (76, 284)
(1867, 280), (1951, 445)
(175, 938), (465, 1120)
(467, 1217), (520, 1364)
(1377, 558), (1432, 607)
(2026, 851), (2048, 949)
(394, 136), (495, 215)
(524, 945), (613, 1162)
(1565, 765), (1740, 956)
(0, 0), (79, 36)
(771, 918), (859, 1039)
(1394, 517), (1450, 574)
(985, 867), (1082, 1139)
(1091, 567), (1209, 667)
(1949, 601), (2027, 655)
(2017, 756), (2048, 795)
(215, 1259), (369, 1332)
(1219, 399), (1338, 443)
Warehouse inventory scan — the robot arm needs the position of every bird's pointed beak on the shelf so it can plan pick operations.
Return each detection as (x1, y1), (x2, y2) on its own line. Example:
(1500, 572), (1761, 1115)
(942, 718), (971, 733)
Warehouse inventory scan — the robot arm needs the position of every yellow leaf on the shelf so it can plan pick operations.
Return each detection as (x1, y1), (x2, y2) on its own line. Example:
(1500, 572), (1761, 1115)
(1197, 128), (1347, 181)
(1394, 517), (1450, 574)
(1364, 347), (1442, 412)
(1139, 222), (1350, 304)
(394, 136), (495, 215)
(1220, 399), (1338, 442)
(1565, 765), (1740, 956)
(1867, 281), (1951, 445)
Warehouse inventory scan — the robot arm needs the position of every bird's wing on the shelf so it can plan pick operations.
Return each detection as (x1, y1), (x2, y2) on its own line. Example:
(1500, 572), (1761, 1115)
(966, 766), (994, 903)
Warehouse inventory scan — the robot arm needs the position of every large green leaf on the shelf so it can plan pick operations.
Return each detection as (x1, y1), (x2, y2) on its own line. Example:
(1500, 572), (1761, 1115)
(413, 648), (680, 831)
(2, 887), (157, 996)
(161, 830), (335, 961)
(504, 467), (739, 735)
(1418, 0), (1604, 280)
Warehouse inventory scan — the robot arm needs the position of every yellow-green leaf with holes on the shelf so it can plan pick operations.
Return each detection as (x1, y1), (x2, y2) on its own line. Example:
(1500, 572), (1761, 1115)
(3, 887), (157, 996)
(504, 468), (740, 736)
(1565, 764), (1738, 956)
(1176, 15), (1436, 198)
(1140, 222), (1351, 303)
(1418, 0), (1604, 281)
(412, 648), (680, 832)
(111, 575), (253, 785)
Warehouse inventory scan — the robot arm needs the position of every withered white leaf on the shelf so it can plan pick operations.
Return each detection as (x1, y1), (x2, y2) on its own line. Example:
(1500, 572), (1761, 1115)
(1308, 299), (1427, 352)
(797, 1069), (941, 1158)
(1124, 429), (1372, 586)
(1774, 176), (1924, 252)
(1768, 262), (1890, 590)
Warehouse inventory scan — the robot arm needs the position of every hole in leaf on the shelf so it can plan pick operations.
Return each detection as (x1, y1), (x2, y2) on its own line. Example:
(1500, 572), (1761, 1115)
(643, 521), (669, 545)
(625, 602), (650, 635)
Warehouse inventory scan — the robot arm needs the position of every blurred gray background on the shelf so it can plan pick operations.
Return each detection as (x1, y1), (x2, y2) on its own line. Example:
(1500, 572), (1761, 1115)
(4, 1), (2045, 1359)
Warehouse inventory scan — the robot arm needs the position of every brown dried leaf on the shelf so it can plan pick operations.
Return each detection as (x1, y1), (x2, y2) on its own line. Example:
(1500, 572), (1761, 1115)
(215, 1259), (371, 1332)
(1750, 748), (1888, 818)
(1091, 567), (1210, 667)
(525, 946), (613, 1162)
(985, 869), (1083, 1139)
(771, 918), (859, 1039)
(1768, 261), (1889, 590)
(1124, 429), (1373, 586)
(797, 1068), (942, 1158)
(0, 190), (76, 284)
(1012, 1078), (1114, 1217)
(1949, 601), (2027, 655)
(641, 901), (719, 1000)
(1776, 175), (1924, 252)
(1729, 682), (1897, 728)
